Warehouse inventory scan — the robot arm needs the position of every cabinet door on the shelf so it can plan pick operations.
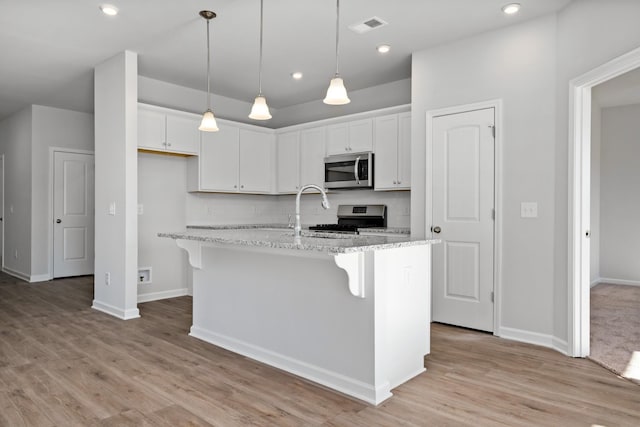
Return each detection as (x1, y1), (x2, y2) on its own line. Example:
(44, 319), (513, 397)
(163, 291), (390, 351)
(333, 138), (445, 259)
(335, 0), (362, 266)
(300, 127), (326, 189)
(239, 129), (273, 193)
(374, 115), (399, 190)
(349, 118), (374, 153)
(397, 112), (411, 189)
(166, 113), (200, 155)
(138, 108), (166, 151)
(326, 123), (349, 155)
(277, 132), (300, 193)
(200, 125), (240, 192)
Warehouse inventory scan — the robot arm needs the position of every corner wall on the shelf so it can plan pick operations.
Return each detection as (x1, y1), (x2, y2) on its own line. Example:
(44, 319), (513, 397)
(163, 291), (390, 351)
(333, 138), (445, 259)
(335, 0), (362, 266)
(599, 104), (640, 284)
(411, 15), (557, 339)
(0, 107), (32, 279)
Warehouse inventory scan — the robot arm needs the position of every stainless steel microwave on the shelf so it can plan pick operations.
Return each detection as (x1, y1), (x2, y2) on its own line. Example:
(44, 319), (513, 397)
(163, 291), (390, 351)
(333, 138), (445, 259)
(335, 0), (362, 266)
(324, 152), (374, 189)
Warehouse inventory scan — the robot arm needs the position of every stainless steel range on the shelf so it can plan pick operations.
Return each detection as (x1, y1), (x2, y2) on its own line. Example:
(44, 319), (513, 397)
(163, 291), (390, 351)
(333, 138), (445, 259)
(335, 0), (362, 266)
(309, 204), (387, 234)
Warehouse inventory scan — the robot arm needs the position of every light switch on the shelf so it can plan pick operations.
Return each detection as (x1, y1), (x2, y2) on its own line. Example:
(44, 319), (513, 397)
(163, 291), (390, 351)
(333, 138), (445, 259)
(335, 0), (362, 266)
(108, 202), (116, 216)
(521, 202), (538, 218)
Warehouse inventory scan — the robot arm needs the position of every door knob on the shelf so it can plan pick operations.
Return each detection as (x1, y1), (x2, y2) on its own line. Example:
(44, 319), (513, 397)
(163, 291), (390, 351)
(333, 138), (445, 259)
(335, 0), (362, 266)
(431, 226), (441, 234)
(56, 219), (62, 224)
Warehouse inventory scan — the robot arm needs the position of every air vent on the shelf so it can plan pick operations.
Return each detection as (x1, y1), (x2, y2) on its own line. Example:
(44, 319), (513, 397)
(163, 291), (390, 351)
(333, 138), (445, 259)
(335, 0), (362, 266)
(348, 16), (388, 34)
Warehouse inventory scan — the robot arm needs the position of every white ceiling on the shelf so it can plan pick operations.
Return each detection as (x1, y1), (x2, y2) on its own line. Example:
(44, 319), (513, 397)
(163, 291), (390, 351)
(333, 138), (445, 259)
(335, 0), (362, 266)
(0, 0), (573, 121)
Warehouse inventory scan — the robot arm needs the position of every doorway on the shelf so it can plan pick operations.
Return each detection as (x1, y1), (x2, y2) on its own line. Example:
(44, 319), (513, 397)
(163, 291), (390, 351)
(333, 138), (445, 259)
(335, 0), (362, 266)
(427, 100), (503, 333)
(52, 150), (95, 278)
(568, 46), (640, 357)
(0, 154), (3, 269)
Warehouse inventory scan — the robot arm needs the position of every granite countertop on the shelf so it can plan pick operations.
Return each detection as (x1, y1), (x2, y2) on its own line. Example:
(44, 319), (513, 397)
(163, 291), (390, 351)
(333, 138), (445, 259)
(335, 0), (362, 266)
(159, 227), (438, 254)
(187, 224), (411, 235)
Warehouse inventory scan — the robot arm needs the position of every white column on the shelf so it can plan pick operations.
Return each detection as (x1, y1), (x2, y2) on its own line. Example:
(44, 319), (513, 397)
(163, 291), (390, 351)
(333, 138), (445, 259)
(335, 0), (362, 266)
(92, 51), (140, 319)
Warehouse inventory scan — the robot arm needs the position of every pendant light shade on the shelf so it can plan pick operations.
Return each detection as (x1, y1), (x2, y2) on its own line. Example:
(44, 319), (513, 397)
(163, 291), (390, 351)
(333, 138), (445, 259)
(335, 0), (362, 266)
(324, 0), (350, 105)
(199, 10), (219, 132)
(249, 0), (272, 120)
(324, 77), (350, 105)
(249, 95), (272, 120)
(199, 109), (219, 132)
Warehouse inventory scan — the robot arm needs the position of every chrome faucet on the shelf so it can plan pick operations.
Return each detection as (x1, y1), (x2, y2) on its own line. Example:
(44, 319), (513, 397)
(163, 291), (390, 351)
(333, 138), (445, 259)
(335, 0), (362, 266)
(294, 184), (330, 239)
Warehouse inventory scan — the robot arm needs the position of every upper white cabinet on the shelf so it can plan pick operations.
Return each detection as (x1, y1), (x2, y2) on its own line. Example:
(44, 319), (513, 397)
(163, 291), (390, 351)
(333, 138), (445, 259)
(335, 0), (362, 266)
(326, 118), (373, 155)
(138, 104), (199, 155)
(374, 112), (411, 191)
(188, 121), (275, 194)
(276, 127), (326, 194)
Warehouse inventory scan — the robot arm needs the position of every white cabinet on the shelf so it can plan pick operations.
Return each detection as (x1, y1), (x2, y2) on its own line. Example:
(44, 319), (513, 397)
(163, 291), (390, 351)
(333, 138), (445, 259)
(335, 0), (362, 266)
(276, 132), (300, 193)
(374, 112), (411, 191)
(188, 121), (274, 194)
(276, 127), (326, 194)
(138, 104), (199, 155)
(326, 119), (373, 155)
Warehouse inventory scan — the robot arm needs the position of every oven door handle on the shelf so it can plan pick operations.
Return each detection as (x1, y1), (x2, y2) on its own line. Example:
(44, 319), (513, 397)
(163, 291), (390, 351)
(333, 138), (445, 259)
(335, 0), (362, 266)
(354, 156), (361, 184)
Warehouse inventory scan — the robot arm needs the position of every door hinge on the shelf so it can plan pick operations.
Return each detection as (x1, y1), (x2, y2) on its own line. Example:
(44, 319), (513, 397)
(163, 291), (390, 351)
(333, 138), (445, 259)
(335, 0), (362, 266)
(490, 291), (494, 303)
(489, 125), (495, 138)
(491, 209), (495, 220)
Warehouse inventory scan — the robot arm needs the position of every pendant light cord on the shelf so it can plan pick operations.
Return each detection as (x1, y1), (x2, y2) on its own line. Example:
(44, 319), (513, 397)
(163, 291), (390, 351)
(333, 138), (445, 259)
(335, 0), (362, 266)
(335, 0), (340, 77)
(206, 18), (211, 109)
(258, 0), (264, 95)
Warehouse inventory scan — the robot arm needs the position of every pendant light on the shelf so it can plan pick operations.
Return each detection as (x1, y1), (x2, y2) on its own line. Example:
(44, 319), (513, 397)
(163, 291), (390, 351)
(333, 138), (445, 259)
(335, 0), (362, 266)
(249, 0), (272, 120)
(323, 0), (350, 105)
(198, 10), (219, 132)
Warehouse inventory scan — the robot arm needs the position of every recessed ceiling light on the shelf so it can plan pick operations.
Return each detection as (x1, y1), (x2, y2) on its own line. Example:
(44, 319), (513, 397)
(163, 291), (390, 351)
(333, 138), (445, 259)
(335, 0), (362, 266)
(377, 44), (391, 54)
(501, 3), (520, 15)
(291, 72), (303, 80)
(100, 4), (119, 16)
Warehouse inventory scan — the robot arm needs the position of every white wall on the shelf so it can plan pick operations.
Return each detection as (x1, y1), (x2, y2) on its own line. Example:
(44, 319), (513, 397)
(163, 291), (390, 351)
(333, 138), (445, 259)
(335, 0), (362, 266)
(590, 102), (601, 285)
(599, 104), (640, 283)
(553, 0), (640, 343)
(31, 105), (94, 279)
(138, 152), (189, 301)
(0, 107), (32, 279)
(411, 15), (557, 337)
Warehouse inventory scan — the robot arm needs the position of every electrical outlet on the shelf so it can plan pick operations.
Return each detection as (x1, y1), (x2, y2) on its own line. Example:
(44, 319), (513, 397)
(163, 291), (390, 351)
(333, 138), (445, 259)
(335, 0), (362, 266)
(137, 204), (143, 215)
(105, 272), (110, 286)
(521, 202), (538, 218)
(108, 202), (116, 216)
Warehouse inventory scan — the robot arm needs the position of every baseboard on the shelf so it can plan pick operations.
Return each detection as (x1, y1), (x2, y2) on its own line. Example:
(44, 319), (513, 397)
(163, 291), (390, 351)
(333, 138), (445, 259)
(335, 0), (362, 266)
(189, 325), (391, 405)
(551, 336), (569, 355)
(591, 277), (601, 288)
(2, 266), (30, 282)
(138, 288), (189, 303)
(597, 277), (640, 287)
(92, 300), (141, 320)
(29, 274), (51, 283)
(498, 326), (556, 350)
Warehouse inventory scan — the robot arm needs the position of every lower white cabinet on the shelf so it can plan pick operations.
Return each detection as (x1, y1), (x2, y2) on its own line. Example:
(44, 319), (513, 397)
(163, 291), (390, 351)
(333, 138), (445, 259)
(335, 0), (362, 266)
(374, 112), (411, 190)
(276, 127), (326, 193)
(188, 121), (275, 194)
(138, 104), (200, 155)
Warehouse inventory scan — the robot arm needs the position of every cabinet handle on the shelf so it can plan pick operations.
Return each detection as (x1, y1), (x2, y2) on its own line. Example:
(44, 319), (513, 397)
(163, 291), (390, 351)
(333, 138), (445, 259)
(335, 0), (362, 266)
(240, 185), (244, 189)
(393, 180), (397, 184)
(234, 185), (237, 189)
(397, 181), (401, 184)
(167, 142), (172, 147)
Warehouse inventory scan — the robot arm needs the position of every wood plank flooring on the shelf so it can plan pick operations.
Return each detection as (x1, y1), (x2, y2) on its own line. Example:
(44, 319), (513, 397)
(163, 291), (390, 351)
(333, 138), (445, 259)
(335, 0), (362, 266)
(0, 272), (638, 426)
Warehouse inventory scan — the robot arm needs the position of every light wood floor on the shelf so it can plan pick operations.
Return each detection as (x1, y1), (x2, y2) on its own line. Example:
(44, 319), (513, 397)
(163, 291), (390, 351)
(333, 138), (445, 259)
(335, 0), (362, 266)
(0, 273), (638, 426)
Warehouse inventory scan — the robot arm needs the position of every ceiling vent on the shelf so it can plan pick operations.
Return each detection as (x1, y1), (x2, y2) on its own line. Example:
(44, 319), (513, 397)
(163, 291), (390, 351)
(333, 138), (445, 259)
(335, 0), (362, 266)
(348, 16), (388, 34)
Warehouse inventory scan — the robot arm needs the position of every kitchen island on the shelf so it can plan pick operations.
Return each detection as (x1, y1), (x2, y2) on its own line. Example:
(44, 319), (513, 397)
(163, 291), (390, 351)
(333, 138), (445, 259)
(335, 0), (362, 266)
(160, 227), (438, 405)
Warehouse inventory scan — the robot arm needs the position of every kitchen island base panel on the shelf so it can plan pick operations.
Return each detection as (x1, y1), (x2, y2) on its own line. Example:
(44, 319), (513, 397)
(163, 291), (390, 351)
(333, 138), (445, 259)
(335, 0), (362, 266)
(186, 243), (430, 405)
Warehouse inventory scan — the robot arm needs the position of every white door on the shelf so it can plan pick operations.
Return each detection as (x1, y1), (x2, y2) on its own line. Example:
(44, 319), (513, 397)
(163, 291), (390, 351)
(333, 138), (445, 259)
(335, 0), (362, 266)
(53, 151), (95, 278)
(431, 108), (495, 332)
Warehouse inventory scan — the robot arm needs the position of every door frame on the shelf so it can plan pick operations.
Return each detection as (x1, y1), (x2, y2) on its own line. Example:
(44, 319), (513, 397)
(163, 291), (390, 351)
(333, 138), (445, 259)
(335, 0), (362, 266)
(568, 46), (640, 358)
(426, 99), (503, 334)
(48, 147), (95, 280)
